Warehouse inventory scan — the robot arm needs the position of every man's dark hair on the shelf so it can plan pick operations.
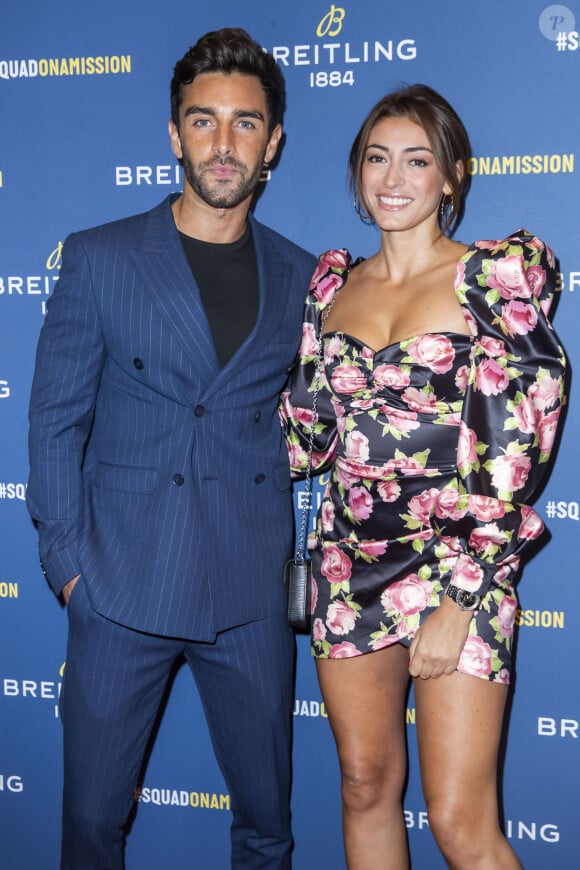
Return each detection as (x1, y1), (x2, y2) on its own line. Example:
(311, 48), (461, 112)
(170, 28), (286, 134)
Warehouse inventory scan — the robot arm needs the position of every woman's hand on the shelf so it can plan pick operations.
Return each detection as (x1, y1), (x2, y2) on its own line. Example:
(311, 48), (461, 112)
(408, 596), (474, 679)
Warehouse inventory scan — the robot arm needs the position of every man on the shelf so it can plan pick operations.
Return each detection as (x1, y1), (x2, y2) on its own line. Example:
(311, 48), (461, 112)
(27, 28), (316, 869)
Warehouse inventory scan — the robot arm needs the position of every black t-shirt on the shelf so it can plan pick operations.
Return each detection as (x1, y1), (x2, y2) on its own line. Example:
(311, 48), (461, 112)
(178, 223), (259, 368)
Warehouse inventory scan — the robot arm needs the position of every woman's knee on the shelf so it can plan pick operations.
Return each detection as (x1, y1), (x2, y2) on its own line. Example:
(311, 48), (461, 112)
(340, 756), (405, 814)
(426, 796), (493, 863)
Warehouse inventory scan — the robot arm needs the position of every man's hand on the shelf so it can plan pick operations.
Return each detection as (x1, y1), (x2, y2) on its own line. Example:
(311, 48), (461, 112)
(408, 596), (474, 679)
(62, 575), (80, 605)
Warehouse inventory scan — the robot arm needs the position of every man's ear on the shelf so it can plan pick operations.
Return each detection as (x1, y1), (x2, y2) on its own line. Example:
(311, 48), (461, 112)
(168, 120), (183, 160)
(264, 124), (283, 165)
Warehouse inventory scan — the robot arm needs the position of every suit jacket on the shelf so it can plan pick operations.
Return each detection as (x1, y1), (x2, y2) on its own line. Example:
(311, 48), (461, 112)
(27, 194), (316, 640)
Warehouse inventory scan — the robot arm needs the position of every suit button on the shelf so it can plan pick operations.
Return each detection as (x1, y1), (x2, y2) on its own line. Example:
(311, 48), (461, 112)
(194, 405), (205, 417)
(254, 473), (266, 484)
(133, 358), (144, 370)
(255, 410), (261, 422)
(172, 474), (185, 486)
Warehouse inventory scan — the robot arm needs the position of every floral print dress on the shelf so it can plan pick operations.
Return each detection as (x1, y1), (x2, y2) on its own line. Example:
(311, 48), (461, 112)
(279, 232), (567, 682)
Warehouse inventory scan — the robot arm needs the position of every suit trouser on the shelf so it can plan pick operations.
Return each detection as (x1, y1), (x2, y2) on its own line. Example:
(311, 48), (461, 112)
(60, 576), (295, 869)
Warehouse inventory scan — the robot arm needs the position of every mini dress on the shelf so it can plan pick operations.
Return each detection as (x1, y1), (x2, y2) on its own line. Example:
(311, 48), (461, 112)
(280, 232), (566, 682)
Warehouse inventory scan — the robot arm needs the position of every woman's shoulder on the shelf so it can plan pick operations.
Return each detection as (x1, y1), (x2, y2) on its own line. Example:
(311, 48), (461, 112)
(308, 248), (354, 305)
(457, 230), (556, 300)
(462, 229), (554, 268)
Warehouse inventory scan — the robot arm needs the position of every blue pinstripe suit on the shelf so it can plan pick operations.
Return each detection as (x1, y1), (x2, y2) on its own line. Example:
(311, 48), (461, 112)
(27, 194), (316, 868)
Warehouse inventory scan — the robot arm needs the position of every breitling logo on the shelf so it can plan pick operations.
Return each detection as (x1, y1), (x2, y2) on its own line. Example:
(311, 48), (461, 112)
(316, 5), (346, 38)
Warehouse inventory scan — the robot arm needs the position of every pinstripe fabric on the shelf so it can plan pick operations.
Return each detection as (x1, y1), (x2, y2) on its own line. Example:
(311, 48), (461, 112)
(27, 194), (317, 639)
(61, 577), (294, 868)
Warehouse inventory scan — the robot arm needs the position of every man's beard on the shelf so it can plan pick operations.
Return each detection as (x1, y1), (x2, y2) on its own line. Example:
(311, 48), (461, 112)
(182, 152), (264, 209)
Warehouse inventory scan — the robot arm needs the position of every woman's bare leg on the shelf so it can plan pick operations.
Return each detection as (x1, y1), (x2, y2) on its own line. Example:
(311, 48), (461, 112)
(414, 671), (521, 869)
(316, 643), (410, 870)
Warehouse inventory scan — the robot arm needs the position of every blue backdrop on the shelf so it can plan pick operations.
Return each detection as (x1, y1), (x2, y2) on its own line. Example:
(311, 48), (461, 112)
(1, 1), (579, 867)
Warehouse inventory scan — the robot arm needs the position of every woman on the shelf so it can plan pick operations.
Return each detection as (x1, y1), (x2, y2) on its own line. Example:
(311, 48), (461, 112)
(280, 85), (567, 869)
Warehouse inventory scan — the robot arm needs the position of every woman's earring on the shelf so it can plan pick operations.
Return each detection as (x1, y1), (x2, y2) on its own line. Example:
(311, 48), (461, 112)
(353, 194), (374, 226)
(439, 193), (455, 228)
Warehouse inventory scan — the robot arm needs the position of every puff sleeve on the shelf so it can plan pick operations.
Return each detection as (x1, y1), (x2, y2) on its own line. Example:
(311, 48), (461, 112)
(436, 231), (567, 599)
(279, 250), (351, 476)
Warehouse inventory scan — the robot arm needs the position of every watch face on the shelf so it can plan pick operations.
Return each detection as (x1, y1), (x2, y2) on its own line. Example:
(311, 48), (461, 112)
(456, 589), (481, 611)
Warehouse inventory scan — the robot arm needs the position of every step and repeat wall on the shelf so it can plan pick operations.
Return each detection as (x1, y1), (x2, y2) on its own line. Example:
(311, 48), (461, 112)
(1, 1), (579, 867)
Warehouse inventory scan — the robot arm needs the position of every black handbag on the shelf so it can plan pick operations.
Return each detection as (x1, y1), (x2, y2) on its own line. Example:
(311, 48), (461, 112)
(284, 294), (338, 631)
(284, 558), (312, 630)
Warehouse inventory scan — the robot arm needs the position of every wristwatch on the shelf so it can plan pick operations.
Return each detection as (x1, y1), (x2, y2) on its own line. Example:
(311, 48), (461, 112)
(445, 584), (481, 611)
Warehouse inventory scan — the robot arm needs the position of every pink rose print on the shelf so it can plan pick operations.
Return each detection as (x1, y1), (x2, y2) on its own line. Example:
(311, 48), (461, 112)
(406, 334), (456, 374)
(329, 642), (359, 658)
(497, 595), (517, 639)
(312, 616), (326, 642)
(309, 249), (348, 293)
(321, 500), (336, 533)
(468, 495), (506, 522)
(290, 405), (315, 428)
(381, 574), (432, 616)
(345, 430), (370, 463)
(451, 554), (484, 592)
(299, 322), (319, 357)
(349, 486), (374, 520)
(456, 420), (478, 469)
(437, 535), (462, 556)
(455, 365), (470, 391)
(528, 374), (561, 411)
(455, 259), (466, 285)
(500, 300), (538, 336)
(331, 365), (366, 394)
(538, 407), (561, 455)
(335, 464), (361, 491)
(494, 668), (510, 685)
(310, 577), (318, 613)
(324, 334), (343, 362)
(361, 346), (375, 360)
(487, 255), (532, 300)
(385, 456), (431, 477)
(462, 308), (478, 337)
(526, 265), (547, 298)
(287, 442), (307, 471)
(468, 523), (508, 555)
(517, 504), (544, 541)
(478, 336), (507, 358)
(458, 636), (493, 678)
(321, 545), (352, 584)
(373, 364), (411, 389)
(382, 409), (421, 437)
(435, 488), (468, 521)
(313, 271), (344, 305)
(331, 395), (346, 418)
(357, 539), (388, 557)
(352, 398), (377, 411)
(377, 480), (401, 502)
(401, 387), (439, 414)
(474, 359), (509, 396)
(513, 396), (540, 434)
(326, 600), (358, 635)
(370, 633), (400, 651)
(407, 488), (439, 524)
(489, 453), (531, 494)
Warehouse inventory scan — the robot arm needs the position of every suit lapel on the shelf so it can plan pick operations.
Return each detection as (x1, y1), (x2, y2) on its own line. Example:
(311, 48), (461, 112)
(202, 214), (292, 398)
(129, 196), (220, 380)
(129, 199), (293, 396)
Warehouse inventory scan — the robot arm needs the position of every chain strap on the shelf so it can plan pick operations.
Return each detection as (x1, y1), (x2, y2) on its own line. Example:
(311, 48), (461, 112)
(294, 296), (338, 561)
